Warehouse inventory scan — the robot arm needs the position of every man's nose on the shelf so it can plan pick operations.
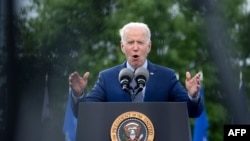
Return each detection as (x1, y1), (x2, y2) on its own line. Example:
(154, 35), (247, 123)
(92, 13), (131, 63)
(132, 43), (139, 50)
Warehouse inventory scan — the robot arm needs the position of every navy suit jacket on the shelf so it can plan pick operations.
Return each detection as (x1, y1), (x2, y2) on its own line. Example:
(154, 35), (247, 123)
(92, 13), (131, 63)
(73, 61), (204, 118)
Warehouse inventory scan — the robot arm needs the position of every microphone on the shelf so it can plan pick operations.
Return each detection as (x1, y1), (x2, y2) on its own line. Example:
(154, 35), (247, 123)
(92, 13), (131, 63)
(118, 68), (134, 91)
(134, 67), (149, 89)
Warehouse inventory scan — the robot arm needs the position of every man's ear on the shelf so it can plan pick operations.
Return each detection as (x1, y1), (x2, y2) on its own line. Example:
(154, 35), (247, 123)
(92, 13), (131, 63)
(121, 42), (125, 53)
(147, 41), (152, 53)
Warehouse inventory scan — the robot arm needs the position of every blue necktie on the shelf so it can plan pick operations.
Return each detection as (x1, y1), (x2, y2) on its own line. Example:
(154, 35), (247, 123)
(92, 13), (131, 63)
(130, 79), (144, 102)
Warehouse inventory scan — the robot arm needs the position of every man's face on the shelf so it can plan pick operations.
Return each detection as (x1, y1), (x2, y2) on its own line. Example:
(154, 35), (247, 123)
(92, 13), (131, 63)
(121, 27), (151, 68)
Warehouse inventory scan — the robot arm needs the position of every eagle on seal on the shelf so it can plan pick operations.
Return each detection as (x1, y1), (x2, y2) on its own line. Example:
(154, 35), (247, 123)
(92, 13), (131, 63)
(123, 122), (143, 141)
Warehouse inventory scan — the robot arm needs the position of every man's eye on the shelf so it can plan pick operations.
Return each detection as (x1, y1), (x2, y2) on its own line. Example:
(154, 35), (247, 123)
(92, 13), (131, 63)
(138, 41), (144, 45)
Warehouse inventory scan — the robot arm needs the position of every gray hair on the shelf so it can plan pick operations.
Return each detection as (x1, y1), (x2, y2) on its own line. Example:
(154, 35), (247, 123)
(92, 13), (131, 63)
(119, 22), (151, 43)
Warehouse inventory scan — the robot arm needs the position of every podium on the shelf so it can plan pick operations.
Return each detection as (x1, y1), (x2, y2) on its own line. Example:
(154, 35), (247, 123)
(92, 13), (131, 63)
(76, 102), (192, 141)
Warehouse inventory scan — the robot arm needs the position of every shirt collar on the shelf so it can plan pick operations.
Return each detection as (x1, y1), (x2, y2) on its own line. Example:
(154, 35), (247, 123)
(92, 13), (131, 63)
(126, 60), (148, 72)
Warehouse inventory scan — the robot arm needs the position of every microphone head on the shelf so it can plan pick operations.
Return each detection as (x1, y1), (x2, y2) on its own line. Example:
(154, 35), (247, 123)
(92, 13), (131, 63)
(134, 67), (149, 84)
(119, 68), (134, 84)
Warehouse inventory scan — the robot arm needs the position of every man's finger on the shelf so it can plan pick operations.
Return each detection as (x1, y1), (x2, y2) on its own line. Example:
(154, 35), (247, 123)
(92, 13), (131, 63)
(186, 71), (191, 81)
(69, 72), (75, 82)
(196, 72), (201, 78)
(83, 72), (90, 81)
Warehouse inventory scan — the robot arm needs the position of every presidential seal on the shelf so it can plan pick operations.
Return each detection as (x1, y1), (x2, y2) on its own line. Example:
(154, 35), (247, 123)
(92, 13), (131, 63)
(110, 111), (154, 141)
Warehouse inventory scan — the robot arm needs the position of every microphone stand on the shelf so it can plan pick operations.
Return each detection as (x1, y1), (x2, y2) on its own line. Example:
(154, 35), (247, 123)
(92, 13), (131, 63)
(121, 80), (145, 102)
(123, 86), (143, 102)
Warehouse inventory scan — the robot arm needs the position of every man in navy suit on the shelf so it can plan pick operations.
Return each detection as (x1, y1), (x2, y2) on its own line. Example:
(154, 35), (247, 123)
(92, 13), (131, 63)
(69, 22), (204, 118)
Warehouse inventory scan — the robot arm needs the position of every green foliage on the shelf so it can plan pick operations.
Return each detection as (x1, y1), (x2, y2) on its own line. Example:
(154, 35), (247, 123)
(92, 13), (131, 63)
(15, 0), (250, 140)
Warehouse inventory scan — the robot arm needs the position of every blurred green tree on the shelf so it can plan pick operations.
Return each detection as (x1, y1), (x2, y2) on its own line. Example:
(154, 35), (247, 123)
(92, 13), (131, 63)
(11, 0), (250, 141)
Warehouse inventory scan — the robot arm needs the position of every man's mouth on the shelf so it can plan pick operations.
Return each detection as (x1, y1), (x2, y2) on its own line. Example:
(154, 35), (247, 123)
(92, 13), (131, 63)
(133, 55), (139, 58)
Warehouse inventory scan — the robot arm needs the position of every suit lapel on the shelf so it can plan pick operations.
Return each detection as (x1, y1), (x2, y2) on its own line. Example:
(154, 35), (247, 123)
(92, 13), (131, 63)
(144, 61), (157, 101)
